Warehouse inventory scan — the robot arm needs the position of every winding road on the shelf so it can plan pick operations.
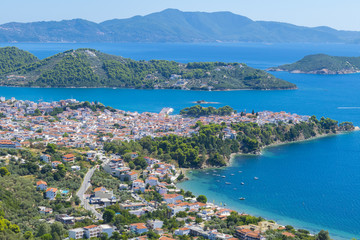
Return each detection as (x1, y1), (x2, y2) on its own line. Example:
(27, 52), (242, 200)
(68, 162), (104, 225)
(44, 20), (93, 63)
(76, 166), (103, 220)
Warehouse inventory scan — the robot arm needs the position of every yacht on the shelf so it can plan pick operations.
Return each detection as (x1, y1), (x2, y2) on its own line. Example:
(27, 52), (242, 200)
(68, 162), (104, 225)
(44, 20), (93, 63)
(239, 197), (245, 200)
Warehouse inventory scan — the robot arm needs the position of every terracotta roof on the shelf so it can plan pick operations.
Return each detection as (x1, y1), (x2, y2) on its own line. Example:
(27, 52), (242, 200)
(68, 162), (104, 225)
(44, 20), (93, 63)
(46, 187), (57, 192)
(84, 225), (99, 229)
(282, 232), (295, 238)
(36, 180), (47, 185)
(94, 187), (106, 192)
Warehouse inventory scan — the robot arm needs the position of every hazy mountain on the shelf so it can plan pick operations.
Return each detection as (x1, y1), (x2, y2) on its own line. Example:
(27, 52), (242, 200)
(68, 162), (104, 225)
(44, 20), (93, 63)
(1, 9), (360, 43)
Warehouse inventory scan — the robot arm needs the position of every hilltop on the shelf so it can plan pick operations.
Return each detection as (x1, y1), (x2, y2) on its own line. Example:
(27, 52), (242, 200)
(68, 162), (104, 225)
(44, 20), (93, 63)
(0, 47), (296, 90)
(268, 54), (360, 74)
(1, 9), (360, 43)
(0, 47), (38, 74)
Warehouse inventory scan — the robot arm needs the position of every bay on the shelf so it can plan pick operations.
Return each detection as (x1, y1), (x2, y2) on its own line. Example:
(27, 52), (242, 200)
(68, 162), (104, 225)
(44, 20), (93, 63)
(0, 42), (360, 239)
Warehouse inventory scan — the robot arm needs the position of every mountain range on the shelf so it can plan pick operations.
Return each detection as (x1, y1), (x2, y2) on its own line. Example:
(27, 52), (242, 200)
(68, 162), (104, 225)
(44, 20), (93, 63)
(1, 9), (360, 43)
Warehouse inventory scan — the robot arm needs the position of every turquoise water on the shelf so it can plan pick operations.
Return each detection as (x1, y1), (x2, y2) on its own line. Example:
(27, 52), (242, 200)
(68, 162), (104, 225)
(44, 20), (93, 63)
(1, 43), (360, 239)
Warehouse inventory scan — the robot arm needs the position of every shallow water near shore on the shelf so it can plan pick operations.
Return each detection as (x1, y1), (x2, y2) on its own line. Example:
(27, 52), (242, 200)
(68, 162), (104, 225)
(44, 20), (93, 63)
(1, 42), (360, 239)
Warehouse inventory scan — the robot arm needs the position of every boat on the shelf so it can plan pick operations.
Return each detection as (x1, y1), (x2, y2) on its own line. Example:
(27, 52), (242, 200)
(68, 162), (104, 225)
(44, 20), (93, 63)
(241, 182), (245, 185)
(222, 175), (226, 178)
(225, 182), (231, 185)
(231, 173), (235, 176)
(238, 171), (242, 173)
(239, 197), (246, 200)
(254, 177), (259, 180)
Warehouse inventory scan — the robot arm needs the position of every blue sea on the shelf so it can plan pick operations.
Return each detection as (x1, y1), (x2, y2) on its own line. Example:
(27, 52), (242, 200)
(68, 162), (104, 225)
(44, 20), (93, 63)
(1, 42), (360, 239)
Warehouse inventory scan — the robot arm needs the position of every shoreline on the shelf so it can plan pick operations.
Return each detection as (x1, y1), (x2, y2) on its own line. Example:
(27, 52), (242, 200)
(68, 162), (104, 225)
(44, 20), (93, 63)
(177, 129), (358, 239)
(0, 85), (297, 91)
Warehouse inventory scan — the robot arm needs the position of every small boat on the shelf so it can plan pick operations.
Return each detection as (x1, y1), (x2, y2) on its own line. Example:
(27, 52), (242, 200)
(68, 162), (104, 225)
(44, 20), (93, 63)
(254, 177), (259, 180)
(239, 197), (245, 200)
(241, 182), (245, 185)
(231, 174), (235, 176)
(222, 175), (226, 178)
(225, 182), (231, 185)
(205, 173), (209, 175)
(238, 171), (242, 173)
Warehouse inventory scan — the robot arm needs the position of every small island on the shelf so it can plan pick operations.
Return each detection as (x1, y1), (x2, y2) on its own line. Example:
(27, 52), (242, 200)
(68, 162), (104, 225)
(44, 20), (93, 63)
(268, 54), (360, 74)
(0, 47), (297, 90)
(192, 100), (220, 104)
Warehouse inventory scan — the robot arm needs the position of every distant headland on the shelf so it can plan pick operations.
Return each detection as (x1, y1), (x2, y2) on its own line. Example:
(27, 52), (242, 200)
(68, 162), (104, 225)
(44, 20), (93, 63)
(268, 54), (360, 74)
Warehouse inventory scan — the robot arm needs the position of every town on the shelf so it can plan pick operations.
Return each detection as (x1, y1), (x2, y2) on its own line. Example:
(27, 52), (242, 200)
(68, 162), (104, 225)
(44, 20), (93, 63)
(0, 97), (323, 240)
(0, 97), (309, 149)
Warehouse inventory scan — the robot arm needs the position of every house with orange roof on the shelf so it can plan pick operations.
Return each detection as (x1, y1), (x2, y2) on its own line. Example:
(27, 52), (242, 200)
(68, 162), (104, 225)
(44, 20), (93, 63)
(130, 223), (148, 234)
(36, 180), (47, 191)
(175, 227), (190, 236)
(145, 176), (159, 186)
(162, 193), (184, 204)
(62, 153), (75, 163)
(83, 225), (101, 239)
(125, 171), (138, 181)
(45, 187), (58, 200)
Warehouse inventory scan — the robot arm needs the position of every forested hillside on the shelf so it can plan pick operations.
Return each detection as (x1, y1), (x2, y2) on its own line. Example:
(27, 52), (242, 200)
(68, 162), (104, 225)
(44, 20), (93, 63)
(0, 47), (296, 90)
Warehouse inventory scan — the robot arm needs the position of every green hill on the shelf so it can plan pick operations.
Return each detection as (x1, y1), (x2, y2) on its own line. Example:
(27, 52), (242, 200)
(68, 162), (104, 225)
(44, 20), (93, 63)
(0, 47), (38, 75)
(0, 47), (296, 90)
(268, 54), (360, 74)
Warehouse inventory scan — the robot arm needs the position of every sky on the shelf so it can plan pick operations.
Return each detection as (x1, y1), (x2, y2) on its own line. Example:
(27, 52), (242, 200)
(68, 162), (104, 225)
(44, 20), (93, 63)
(0, 0), (359, 31)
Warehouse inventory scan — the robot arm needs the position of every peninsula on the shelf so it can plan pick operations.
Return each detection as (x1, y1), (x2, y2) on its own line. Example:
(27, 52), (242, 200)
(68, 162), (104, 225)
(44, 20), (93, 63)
(268, 54), (360, 74)
(0, 47), (296, 90)
(0, 98), (352, 240)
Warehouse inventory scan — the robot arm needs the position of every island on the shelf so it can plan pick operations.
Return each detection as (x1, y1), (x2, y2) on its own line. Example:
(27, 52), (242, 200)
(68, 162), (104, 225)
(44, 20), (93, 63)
(0, 98), (352, 240)
(192, 100), (220, 104)
(268, 54), (360, 74)
(0, 47), (297, 90)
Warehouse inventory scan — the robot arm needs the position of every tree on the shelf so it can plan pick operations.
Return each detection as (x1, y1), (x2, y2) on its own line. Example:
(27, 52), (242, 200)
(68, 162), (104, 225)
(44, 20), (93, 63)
(50, 222), (65, 239)
(100, 232), (109, 240)
(103, 209), (116, 223)
(45, 143), (57, 154)
(0, 167), (10, 177)
(24, 231), (34, 239)
(316, 230), (330, 240)
(196, 195), (207, 203)
(36, 223), (51, 237)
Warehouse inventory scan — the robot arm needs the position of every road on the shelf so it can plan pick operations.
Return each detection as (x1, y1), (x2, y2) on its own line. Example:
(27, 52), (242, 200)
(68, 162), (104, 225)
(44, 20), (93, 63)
(76, 166), (103, 220)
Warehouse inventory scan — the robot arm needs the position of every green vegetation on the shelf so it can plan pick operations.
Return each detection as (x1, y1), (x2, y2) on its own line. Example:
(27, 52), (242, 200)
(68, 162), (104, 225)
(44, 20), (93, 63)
(0, 47), (38, 75)
(35, 52), (100, 87)
(180, 105), (235, 117)
(269, 54), (360, 74)
(0, 47), (296, 90)
(104, 116), (353, 168)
